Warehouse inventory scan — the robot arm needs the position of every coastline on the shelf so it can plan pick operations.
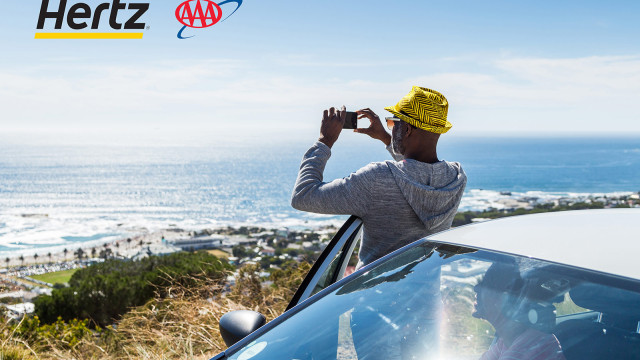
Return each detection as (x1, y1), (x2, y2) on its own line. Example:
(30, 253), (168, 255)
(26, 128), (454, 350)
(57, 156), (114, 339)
(1, 229), (170, 268)
(0, 189), (638, 266)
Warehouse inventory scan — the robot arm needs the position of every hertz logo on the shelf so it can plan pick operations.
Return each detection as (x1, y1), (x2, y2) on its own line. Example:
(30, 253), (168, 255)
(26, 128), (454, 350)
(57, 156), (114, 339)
(35, 0), (149, 39)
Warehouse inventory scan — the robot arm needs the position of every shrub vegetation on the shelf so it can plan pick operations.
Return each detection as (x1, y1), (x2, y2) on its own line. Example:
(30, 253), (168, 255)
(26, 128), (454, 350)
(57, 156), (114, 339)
(1, 258), (311, 359)
(33, 251), (232, 327)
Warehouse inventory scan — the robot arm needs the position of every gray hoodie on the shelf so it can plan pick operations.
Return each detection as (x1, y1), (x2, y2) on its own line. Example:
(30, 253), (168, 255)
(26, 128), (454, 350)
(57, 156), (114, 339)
(291, 141), (467, 266)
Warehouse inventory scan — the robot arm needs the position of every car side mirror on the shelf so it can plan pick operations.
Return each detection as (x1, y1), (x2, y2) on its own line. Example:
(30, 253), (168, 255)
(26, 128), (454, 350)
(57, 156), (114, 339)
(219, 310), (267, 347)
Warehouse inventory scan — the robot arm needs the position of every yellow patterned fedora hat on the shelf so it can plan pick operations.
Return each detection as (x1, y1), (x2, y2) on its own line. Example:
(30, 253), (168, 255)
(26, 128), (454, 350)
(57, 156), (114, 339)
(385, 86), (452, 134)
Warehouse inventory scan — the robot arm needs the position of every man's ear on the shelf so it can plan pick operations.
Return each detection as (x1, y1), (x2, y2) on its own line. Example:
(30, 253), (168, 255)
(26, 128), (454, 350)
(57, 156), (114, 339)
(404, 123), (413, 138)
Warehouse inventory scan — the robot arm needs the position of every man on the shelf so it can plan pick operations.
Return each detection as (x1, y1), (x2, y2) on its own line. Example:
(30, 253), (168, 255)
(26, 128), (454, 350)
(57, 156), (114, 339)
(474, 262), (566, 360)
(291, 86), (467, 267)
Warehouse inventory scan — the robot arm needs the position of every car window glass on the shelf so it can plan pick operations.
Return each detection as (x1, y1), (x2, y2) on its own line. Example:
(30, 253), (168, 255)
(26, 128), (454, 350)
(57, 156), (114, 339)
(310, 250), (343, 296)
(342, 236), (360, 278)
(554, 292), (589, 316)
(438, 257), (594, 358)
(227, 243), (640, 360)
(310, 229), (361, 297)
(440, 258), (496, 354)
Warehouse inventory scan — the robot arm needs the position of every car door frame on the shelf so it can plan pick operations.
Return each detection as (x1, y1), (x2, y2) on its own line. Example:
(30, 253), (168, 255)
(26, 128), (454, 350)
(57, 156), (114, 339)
(286, 215), (362, 310)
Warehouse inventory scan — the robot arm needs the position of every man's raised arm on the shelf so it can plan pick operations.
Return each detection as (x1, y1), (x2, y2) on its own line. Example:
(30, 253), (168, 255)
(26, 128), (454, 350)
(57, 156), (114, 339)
(290, 106), (398, 215)
(290, 140), (373, 215)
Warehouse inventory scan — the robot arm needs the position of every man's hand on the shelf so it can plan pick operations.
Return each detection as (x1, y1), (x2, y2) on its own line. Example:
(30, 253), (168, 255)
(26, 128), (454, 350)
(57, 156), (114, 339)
(319, 106), (345, 148)
(354, 108), (391, 146)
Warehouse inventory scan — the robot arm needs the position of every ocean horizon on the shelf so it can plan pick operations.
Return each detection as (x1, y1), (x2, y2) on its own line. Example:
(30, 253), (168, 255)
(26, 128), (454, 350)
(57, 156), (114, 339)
(1, 136), (638, 257)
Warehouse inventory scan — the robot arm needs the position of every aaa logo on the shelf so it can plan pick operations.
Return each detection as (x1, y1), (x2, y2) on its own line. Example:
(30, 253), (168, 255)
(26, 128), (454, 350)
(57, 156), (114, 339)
(175, 0), (242, 39)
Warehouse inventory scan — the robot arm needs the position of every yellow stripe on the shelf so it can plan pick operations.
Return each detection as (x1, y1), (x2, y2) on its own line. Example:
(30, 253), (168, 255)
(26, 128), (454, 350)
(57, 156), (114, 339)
(35, 32), (144, 39)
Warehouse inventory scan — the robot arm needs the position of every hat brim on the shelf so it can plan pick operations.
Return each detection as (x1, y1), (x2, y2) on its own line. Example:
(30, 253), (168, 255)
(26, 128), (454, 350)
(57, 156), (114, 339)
(384, 106), (452, 134)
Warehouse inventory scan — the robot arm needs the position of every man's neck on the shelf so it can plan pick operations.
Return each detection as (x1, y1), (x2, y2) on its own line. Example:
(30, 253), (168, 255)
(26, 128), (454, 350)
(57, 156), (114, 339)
(404, 150), (439, 164)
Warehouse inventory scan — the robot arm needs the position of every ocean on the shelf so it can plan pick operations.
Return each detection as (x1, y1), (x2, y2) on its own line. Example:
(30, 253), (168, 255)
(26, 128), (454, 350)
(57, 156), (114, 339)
(0, 136), (638, 257)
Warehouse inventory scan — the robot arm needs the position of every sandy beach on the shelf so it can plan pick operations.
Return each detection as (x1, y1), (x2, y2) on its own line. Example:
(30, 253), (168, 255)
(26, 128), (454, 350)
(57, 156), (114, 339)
(1, 229), (189, 268)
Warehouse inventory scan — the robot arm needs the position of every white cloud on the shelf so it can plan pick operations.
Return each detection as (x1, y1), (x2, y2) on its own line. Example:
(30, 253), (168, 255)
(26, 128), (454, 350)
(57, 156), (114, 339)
(418, 55), (640, 105)
(1, 54), (639, 145)
(412, 55), (640, 134)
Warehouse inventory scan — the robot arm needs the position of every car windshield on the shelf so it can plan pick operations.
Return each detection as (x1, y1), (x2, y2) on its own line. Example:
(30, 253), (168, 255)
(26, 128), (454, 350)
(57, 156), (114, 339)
(227, 242), (640, 360)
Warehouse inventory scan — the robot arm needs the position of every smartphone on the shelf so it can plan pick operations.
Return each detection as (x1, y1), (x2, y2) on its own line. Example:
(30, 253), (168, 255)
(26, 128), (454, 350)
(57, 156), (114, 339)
(343, 111), (358, 129)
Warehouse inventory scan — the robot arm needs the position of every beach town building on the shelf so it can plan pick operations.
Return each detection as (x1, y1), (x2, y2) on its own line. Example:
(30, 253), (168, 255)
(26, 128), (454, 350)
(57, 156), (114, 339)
(275, 228), (289, 238)
(250, 231), (272, 238)
(3, 302), (35, 320)
(131, 243), (180, 261)
(169, 234), (225, 251)
(259, 246), (276, 256)
(228, 235), (258, 247)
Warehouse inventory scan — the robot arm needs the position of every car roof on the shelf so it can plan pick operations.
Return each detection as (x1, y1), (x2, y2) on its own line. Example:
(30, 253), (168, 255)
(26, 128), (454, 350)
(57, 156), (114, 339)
(426, 208), (640, 280)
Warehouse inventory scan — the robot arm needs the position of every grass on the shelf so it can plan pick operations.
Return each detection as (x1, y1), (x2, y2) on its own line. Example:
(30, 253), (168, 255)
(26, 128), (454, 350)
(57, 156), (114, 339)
(9, 277), (42, 288)
(0, 262), (312, 359)
(30, 269), (78, 285)
(206, 249), (230, 259)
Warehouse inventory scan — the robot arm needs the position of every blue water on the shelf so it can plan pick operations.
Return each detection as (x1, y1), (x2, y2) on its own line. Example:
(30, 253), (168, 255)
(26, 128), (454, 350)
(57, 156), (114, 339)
(440, 137), (639, 192)
(0, 136), (638, 255)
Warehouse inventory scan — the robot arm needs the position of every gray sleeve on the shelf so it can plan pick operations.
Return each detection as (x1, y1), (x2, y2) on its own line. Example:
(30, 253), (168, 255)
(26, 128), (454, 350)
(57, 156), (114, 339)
(386, 144), (404, 161)
(291, 141), (372, 216)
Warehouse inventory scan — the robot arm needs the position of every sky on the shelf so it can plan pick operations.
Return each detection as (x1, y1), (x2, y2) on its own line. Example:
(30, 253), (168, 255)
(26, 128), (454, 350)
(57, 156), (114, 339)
(1, 0), (639, 145)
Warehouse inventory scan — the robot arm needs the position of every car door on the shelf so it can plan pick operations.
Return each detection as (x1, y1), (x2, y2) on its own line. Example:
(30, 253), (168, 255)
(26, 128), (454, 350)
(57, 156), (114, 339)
(286, 215), (362, 310)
